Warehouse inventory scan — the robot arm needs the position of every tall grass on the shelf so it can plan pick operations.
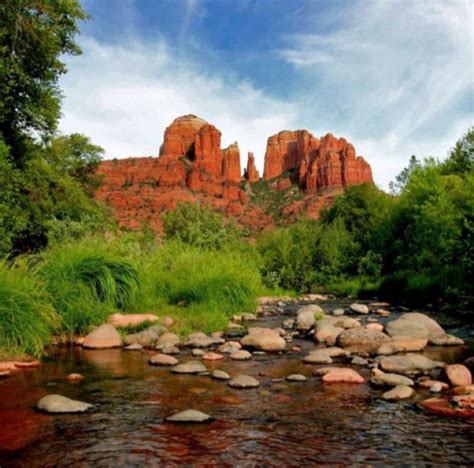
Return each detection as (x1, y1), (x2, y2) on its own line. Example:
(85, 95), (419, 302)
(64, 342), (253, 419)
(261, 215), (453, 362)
(34, 241), (141, 334)
(0, 261), (57, 357)
(136, 241), (262, 333)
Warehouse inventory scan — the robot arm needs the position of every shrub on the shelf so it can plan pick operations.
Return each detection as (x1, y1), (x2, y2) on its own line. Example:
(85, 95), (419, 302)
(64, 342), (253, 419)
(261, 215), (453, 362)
(0, 261), (57, 357)
(34, 241), (141, 334)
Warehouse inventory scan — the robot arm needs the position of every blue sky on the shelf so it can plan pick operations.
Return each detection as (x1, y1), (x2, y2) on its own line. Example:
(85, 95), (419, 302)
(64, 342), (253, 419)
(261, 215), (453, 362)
(59, 0), (474, 188)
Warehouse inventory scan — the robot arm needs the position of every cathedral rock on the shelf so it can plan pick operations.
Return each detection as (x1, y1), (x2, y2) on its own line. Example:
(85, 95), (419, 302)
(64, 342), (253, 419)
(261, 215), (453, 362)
(96, 115), (374, 233)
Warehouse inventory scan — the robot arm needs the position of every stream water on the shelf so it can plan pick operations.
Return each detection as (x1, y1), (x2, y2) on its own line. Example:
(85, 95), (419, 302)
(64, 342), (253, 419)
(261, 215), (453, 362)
(1, 300), (473, 466)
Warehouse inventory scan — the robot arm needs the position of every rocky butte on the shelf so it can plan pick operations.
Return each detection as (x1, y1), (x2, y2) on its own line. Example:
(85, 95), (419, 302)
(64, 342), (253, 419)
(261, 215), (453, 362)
(96, 115), (374, 232)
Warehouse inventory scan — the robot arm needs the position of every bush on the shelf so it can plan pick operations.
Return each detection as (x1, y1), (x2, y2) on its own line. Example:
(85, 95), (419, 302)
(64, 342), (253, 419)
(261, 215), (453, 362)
(0, 261), (57, 357)
(34, 241), (141, 334)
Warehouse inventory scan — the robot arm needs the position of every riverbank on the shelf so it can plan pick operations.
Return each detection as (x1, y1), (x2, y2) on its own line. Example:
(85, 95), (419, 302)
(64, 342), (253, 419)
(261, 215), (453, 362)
(1, 296), (473, 465)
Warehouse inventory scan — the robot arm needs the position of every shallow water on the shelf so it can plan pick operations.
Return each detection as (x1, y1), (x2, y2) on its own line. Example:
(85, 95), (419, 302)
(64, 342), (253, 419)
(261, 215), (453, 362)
(1, 302), (473, 466)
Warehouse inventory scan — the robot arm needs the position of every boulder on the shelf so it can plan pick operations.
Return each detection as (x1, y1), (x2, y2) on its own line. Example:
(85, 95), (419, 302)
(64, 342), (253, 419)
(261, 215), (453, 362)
(418, 397), (474, 419)
(184, 332), (224, 348)
(366, 323), (384, 333)
(314, 321), (343, 346)
(171, 361), (207, 374)
(337, 328), (389, 354)
(322, 368), (364, 384)
(218, 341), (242, 354)
(241, 327), (286, 352)
(379, 354), (445, 375)
(430, 334), (464, 346)
(107, 313), (158, 328)
(376, 336), (428, 355)
(382, 385), (414, 401)
(385, 318), (429, 339)
(228, 375), (260, 389)
(445, 364), (472, 387)
(149, 353), (178, 366)
(303, 347), (347, 364)
(166, 409), (213, 423)
(399, 312), (445, 340)
(350, 303), (369, 315)
(295, 309), (316, 332)
(125, 343), (143, 351)
(83, 324), (121, 349)
(37, 394), (93, 413)
(333, 317), (361, 329)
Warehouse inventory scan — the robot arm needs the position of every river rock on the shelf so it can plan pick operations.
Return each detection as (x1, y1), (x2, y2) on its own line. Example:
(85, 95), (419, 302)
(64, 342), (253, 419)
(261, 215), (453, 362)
(399, 312), (445, 340)
(202, 352), (224, 361)
(370, 368), (414, 387)
(376, 336), (428, 355)
(15, 360), (42, 369)
(337, 328), (389, 354)
(382, 385), (414, 400)
(334, 317), (361, 329)
(303, 350), (333, 364)
(295, 309), (316, 332)
(83, 324), (121, 349)
(430, 334), (464, 346)
(228, 375), (260, 389)
(37, 394), (93, 413)
(314, 321), (343, 346)
(192, 349), (205, 357)
(445, 364), (472, 387)
(332, 308), (345, 316)
(452, 384), (474, 395)
(241, 327), (286, 352)
(161, 345), (180, 355)
(184, 332), (224, 348)
(125, 343), (143, 350)
(385, 318), (429, 339)
(418, 379), (449, 391)
(322, 368), (364, 384)
(351, 356), (369, 366)
(212, 370), (231, 380)
(171, 360), (207, 374)
(125, 325), (165, 347)
(286, 374), (307, 382)
(166, 409), (213, 423)
(312, 367), (339, 376)
(218, 341), (242, 353)
(230, 350), (252, 361)
(366, 323), (384, 332)
(108, 313), (159, 328)
(379, 354), (445, 375)
(149, 353), (178, 366)
(241, 313), (257, 321)
(65, 373), (85, 381)
(350, 303), (369, 314)
(155, 333), (180, 350)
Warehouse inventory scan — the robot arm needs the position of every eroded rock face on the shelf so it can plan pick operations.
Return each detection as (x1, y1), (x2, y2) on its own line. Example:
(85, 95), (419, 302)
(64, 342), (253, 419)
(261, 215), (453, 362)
(222, 143), (241, 182)
(263, 130), (373, 193)
(244, 152), (259, 182)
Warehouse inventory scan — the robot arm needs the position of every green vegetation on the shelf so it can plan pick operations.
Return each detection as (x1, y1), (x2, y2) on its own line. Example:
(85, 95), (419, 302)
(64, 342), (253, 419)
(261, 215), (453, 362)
(0, 261), (57, 357)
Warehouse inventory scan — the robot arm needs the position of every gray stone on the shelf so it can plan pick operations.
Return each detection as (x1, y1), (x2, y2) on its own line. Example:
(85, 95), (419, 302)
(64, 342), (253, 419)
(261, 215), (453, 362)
(166, 409), (213, 423)
(171, 360), (207, 374)
(379, 353), (445, 375)
(337, 328), (389, 354)
(385, 318), (429, 339)
(351, 356), (369, 366)
(37, 394), (93, 413)
(350, 303), (369, 314)
(211, 370), (231, 380)
(228, 375), (260, 389)
(382, 385), (414, 400)
(370, 368), (414, 387)
(400, 312), (445, 340)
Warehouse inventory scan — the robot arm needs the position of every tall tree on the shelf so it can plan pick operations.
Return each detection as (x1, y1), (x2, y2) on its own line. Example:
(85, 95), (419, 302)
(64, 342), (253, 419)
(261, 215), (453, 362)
(0, 0), (87, 162)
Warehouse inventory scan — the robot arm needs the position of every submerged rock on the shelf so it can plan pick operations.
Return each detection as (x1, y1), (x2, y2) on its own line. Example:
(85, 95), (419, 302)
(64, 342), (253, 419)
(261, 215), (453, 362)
(166, 409), (213, 423)
(149, 353), (178, 366)
(83, 324), (121, 349)
(171, 361), (207, 374)
(228, 375), (260, 389)
(322, 368), (364, 384)
(37, 394), (93, 413)
(378, 354), (444, 375)
(382, 385), (414, 401)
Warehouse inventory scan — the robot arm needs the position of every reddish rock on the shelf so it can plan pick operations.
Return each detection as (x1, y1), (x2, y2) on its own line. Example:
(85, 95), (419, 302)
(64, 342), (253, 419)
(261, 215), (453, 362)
(222, 142), (241, 182)
(244, 152), (259, 182)
(322, 368), (365, 384)
(418, 397), (474, 420)
(446, 364), (472, 387)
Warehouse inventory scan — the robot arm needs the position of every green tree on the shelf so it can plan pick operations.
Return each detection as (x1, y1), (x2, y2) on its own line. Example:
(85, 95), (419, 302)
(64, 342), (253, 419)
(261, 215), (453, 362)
(162, 203), (243, 249)
(441, 127), (474, 176)
(0, 0), (88, 161)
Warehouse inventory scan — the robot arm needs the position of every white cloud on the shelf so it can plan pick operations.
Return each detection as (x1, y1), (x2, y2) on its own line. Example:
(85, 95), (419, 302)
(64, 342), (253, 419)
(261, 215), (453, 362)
(59, 38), (297, 173)
(280, 0), (474, 186)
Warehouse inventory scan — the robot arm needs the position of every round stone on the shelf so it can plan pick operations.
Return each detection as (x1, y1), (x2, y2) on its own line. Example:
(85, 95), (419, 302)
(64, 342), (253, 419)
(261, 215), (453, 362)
(37, 394), (93, 413)
(228, 375), (260, 389)
(211, 370), (231, 380)
(230, 350), (252, 361)
(149, 353), (178, 366)
(286, 374), (307, 382)
(166, 409), (213, 423)
(171, 361), (207, 374)
(382, 385), (414, 401)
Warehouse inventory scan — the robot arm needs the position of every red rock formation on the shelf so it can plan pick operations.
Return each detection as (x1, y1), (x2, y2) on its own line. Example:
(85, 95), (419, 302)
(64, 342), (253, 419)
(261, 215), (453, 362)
(263, 130), (373, 193)
(244, 152), (259, 182)
(222, 142), (241, 182)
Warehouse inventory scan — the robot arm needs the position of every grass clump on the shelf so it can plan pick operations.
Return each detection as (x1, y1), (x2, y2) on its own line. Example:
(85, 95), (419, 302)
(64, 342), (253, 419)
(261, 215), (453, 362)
(34, 241), (141, 335)
(0, 261), (57, 357)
